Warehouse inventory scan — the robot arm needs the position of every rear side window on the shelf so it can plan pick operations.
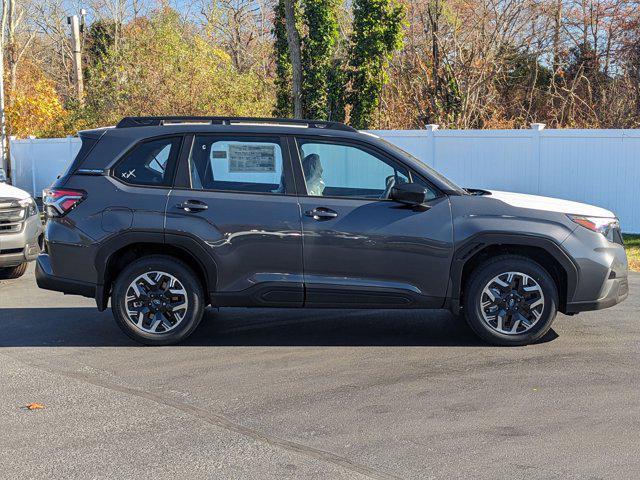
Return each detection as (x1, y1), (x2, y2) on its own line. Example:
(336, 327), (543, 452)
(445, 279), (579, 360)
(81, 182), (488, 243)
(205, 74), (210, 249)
(113, 137), (182, 187)
(188, 135), (287, 194)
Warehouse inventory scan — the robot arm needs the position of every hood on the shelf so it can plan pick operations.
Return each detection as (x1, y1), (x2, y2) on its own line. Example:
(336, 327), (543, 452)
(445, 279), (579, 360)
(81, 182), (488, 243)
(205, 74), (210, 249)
(0, 182), (31, 201)
(487, 190), (615, 218)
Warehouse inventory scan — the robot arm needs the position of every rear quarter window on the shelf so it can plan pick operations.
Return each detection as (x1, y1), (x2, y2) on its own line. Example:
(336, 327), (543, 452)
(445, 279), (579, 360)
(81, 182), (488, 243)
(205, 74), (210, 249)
(113, 137), (182, 187)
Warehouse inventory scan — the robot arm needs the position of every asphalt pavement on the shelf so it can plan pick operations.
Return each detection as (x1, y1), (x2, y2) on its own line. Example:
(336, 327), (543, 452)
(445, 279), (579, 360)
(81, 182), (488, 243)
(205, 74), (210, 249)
(1, 264), (639, 479)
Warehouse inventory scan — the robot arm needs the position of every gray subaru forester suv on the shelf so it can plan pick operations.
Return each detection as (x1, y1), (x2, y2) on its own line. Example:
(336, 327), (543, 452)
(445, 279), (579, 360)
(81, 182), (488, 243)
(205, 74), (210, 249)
(36, 117), (629, 346)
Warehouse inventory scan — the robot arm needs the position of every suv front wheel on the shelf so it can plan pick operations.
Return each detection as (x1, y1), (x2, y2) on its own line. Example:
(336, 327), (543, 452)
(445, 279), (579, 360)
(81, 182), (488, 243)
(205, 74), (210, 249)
(463, 255), (559, 346)
(111, 255), (205, 345)
(0, 262), (28, 279)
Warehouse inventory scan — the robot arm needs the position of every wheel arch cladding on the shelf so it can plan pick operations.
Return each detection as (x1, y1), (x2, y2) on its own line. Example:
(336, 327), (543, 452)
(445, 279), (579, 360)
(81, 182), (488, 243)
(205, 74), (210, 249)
(449, 234), (578, 314)
(97, 238), (214, 310)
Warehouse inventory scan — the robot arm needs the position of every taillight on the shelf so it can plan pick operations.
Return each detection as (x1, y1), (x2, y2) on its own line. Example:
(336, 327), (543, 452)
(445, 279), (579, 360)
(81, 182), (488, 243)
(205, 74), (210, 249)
(43, 188), (86, 217)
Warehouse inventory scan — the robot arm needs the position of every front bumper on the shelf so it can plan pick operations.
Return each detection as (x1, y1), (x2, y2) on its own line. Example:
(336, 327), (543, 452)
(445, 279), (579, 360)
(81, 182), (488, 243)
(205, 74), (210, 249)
(0, 215), (43, 267)
(565, 275), (629, 313)
(562, 226), (629, 313)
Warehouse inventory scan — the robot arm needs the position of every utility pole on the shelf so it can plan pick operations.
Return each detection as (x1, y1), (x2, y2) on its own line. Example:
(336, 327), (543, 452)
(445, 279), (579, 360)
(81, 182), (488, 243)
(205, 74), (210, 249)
(68, 13), (85, 105)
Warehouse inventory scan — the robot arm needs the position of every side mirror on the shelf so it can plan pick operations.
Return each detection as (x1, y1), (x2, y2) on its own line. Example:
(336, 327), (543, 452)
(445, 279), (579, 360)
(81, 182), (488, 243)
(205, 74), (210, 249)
(390, 182), (428, 206)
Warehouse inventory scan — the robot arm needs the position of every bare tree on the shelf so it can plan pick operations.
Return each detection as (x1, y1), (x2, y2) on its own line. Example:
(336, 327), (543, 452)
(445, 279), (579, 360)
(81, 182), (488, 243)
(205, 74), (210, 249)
(6, 0), (36, 105)
(199, 0), (272, 74)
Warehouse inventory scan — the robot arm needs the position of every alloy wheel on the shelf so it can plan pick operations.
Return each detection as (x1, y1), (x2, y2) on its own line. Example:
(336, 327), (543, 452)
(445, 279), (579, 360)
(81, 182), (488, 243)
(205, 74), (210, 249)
(479, 271), (545, 335)
(124, 271), (188, 334)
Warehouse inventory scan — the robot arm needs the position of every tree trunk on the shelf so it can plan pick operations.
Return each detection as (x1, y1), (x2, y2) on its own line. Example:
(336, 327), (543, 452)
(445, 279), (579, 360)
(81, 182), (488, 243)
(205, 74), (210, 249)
(427, 1), (441, 123)
(283, 0), (302, 118)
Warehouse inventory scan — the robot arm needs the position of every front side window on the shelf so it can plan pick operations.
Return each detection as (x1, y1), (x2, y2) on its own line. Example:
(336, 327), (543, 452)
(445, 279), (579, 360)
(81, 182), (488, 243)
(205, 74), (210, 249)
(298, 140), (413, 199)
(113, 137), (181, 186)
(188, 136), (287, 194)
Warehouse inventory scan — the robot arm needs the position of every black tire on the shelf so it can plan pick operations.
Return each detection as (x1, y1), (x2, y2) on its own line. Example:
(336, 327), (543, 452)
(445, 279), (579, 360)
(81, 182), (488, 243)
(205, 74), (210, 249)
(0, 262), (28, 280)
(463, 255), (559, 346)
(111, 255), (205, 346)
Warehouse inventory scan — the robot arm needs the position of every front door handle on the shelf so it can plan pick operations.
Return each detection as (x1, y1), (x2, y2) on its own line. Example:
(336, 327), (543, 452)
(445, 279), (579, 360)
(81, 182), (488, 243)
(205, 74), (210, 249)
(305, 207), (338, 221)
(177, 200), (208, 212)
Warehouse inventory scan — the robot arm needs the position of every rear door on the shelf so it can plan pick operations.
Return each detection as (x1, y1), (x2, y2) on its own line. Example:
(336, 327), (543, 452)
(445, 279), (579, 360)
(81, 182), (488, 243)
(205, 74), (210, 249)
(165, 134), (304, 307)
(291, 136), (454, 308)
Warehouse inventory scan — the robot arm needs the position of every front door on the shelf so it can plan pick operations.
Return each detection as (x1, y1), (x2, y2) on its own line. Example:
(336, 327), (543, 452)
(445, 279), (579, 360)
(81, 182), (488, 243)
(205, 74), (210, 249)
(292, 137), (453, 308)
(166, 134), (304, 307)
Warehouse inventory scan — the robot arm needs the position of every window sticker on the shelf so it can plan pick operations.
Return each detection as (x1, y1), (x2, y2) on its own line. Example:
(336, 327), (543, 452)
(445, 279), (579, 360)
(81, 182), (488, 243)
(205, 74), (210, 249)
(228, 144), (276, 173)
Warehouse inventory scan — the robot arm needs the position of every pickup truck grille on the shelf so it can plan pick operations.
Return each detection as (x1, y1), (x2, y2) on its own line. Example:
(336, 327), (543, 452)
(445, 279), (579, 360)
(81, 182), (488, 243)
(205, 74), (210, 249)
(0, 198), (25, 234)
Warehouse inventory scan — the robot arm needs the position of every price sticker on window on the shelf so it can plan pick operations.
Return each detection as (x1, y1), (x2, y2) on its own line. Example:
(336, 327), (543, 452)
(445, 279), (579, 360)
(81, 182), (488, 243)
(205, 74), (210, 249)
(228, 144), (276, 173)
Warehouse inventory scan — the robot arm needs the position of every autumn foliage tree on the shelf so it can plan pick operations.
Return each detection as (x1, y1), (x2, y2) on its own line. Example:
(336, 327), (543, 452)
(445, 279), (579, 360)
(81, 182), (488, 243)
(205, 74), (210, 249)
(81, 8), (274, 126)
(6, 63), (67, 138)
(5, 0), (640, 137)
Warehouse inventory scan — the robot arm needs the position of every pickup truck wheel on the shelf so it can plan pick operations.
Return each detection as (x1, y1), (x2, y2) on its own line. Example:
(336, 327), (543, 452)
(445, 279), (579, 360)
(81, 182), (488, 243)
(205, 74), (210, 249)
(0, 262), (28, 279)
(111, 255), (204, 346)
(463, 255), (558, 346)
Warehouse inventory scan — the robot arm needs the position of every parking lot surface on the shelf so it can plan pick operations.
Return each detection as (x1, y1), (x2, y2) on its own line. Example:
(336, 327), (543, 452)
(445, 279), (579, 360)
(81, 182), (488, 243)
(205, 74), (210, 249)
(1, 265), (639, 479)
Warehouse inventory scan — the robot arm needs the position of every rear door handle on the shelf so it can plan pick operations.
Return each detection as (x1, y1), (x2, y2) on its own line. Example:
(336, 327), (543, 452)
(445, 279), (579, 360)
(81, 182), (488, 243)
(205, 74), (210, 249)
(305, 207), (338, 221)
(177, 200), (208, 212)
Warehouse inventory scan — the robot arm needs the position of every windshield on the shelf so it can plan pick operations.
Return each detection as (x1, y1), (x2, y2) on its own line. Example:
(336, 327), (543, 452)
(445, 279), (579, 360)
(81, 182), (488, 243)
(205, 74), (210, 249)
(376, 137), (466, 194)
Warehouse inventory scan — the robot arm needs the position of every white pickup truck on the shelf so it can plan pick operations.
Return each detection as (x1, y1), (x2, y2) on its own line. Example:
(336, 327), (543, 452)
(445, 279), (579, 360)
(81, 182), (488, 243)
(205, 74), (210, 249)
(0, 180), (43, 279)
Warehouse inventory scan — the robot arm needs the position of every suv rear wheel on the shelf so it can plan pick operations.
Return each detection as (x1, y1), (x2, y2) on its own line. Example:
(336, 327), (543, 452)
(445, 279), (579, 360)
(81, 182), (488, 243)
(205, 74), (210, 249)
(463, 255), (559, 346)
(111, 255), (205, 345)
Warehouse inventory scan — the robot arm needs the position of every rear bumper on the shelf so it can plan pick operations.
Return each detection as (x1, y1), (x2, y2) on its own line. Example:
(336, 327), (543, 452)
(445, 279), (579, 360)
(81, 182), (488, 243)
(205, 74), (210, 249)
(35, 253), (96, 299)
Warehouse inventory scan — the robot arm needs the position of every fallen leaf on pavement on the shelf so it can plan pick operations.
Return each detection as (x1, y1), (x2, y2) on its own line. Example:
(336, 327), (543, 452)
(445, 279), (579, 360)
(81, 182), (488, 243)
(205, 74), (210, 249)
(25, 403), (45, 410)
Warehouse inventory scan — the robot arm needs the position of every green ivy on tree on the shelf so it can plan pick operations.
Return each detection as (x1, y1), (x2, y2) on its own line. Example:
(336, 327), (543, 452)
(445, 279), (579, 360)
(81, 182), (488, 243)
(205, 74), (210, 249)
(273, 0), (293, 117)
(301, 0), (340, 120)
(327, 58), (347, 122)
(349, 0), (404, 129)
(273, 0), (345, 120)
(273, 0), (400, 125)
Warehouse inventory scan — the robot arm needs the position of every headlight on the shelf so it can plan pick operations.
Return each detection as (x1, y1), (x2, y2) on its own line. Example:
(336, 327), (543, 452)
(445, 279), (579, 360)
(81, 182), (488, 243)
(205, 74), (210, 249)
(568, 214), (619, 237)
(18, 197), (38, 217)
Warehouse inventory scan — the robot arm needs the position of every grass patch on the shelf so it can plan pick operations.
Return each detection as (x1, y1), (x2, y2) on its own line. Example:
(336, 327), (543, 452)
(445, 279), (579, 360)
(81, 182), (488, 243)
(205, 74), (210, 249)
(623, 234), (640, 271)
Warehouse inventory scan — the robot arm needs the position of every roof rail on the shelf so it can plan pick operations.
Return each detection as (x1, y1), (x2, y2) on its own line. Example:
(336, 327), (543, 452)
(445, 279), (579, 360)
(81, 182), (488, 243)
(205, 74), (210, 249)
(115, 116), (357, 132)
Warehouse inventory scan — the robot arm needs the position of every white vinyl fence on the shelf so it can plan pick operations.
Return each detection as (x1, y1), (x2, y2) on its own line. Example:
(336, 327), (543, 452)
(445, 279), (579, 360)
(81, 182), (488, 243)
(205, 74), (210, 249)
(9, 125), (640, 232)
(9, 136), (81, 199)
